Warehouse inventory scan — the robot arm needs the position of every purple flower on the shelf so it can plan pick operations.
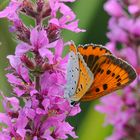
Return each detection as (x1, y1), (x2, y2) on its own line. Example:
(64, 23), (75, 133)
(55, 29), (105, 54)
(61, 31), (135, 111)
(0, 0), (82, 139)
(16, 27), (55, 62)
(128, 5), (140, 14)
(30, 27), (49, 50)
(54, 122), (78, 139)
(104, 0), (123, 17)
(130, 19), (140, 36)
(0, 0), (21, 22)
(7, 55), (29, 81)
(107, 18), (128, 43)
(16, 27), (49, 53)
(49, 0), (85, 32)
(49, 14), (85, 33)
(120, 47), (137, 67)
(6, 55), (37, 96)
(0, 94), (29, 139)
(49, 0), (76, 17)
(40, 71), (66, 96)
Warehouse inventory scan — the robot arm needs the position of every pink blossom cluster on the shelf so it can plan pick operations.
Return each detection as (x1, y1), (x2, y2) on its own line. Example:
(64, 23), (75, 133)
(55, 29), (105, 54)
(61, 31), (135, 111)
(0, 0), (84, 139)
(96, 1), (140, 140)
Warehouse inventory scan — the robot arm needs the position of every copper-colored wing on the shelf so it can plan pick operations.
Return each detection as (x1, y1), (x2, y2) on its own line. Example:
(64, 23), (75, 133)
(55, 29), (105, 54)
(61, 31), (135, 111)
(77, 44), (112, 73)
(70, 42), (77, 54)
(81, 55), (137, 101)
(70, 53), (93, 101)
(65, 42), (93, 101)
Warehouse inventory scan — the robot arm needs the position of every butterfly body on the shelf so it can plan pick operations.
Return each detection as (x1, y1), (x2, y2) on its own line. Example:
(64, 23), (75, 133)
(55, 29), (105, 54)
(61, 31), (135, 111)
(64, 42), (137, 102)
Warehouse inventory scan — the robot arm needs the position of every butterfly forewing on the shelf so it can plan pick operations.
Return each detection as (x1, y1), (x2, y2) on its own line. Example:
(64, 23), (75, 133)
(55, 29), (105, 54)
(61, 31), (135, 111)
(64, 51), (80, 99)
(77, 44), (112, 73)
(70, 53), (93, 101)
(81, 55), (137, 101)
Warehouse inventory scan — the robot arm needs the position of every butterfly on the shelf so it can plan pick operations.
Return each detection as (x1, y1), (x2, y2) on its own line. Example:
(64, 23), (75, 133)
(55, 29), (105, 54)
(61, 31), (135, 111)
(64, 42), (137, 102)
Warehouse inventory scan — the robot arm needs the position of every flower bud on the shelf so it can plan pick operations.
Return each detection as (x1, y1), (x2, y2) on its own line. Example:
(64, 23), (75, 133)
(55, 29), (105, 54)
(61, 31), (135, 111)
(21, 55), (35, 70)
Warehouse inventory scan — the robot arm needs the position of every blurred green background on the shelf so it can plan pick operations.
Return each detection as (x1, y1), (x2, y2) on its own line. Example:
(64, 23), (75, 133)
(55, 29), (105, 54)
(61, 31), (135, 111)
(0, 0), (113, 139)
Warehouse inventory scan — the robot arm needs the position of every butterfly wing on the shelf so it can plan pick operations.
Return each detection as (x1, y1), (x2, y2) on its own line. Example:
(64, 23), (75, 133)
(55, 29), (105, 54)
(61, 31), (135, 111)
(70, 53), (93, 101)
(64, 50), (80, 99)
(77, 44), (112, 73)
(70, 42), (77, 53)
(65, 43), (93, 101)
(81, 55), (137, 101)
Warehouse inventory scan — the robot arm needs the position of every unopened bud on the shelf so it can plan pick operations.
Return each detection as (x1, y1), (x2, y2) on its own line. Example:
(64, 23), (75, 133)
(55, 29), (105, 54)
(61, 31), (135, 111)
(37, 0), (45, 13)
(41, 62), (53, 72)
(22, 0), (37, 18)
(46, 23), (60, 43)
(21, 55), (35, 70)
(42, 1), (51, 18)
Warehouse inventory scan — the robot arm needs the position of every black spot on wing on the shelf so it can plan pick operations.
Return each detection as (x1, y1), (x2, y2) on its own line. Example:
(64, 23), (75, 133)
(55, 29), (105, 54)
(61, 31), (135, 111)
(112, 73), (115, 77)
(116, 75), (120, 79)
(95, 88), (100, 92)
(103, 84), (108, 90)
(117, 82), (121, 86)
(117, 78), (121, 82)
(106, 70), (111, 75)
(100, 48), (103, 51)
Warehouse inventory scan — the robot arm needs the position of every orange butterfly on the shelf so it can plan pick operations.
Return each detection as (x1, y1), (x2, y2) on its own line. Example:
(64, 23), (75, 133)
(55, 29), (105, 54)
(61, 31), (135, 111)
(64, 42), (137, 102)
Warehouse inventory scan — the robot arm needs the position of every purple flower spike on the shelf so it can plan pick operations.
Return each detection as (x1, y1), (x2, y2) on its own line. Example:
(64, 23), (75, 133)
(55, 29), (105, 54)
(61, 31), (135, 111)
(0, 0), (83, 139)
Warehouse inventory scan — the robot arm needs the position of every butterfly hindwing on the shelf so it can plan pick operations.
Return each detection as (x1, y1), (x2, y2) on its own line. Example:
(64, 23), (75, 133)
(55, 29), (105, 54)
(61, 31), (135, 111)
(70, 53), (93, 101)
(81, 55), (137, 101)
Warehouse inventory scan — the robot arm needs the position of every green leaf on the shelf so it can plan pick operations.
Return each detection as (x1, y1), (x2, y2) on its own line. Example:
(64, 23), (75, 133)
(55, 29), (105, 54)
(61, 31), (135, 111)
(0, 0), (9, 10)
